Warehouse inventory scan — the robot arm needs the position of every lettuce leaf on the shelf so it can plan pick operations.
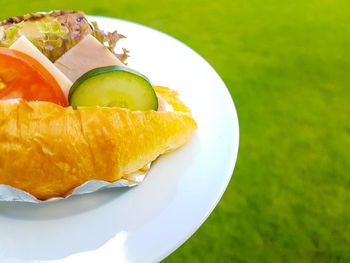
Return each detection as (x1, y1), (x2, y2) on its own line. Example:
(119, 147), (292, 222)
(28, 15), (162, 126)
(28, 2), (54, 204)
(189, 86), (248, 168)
(0, 20), (129, 63)
(0, 22), (24, 47)
(91, 21), (129, 63)
(32, 21), (86, 62)
(117, 48), (129, 64)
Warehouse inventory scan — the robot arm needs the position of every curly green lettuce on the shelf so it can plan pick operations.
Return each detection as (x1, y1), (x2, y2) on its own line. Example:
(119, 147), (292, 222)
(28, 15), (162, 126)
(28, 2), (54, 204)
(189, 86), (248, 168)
(0, 20), (128, 63)
(31, 21), (72, 61)
(0, 22), (24, 47)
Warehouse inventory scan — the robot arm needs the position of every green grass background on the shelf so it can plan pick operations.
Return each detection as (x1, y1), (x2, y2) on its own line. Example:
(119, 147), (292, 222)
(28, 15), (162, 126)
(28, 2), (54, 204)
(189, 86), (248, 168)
(1, 0), (349, 262)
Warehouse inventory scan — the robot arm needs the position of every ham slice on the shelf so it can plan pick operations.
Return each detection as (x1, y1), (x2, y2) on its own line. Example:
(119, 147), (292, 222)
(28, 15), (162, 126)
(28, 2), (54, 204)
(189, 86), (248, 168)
(54, 34), (124, 82)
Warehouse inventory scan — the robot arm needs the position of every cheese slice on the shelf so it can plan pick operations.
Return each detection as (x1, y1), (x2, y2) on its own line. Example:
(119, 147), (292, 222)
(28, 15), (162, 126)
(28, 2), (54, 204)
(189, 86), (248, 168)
(54, 34), (124, 83)
(10, 36), (72, 98)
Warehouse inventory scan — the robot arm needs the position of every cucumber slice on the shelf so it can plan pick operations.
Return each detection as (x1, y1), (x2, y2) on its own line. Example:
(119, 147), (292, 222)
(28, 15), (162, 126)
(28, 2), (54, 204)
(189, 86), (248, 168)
(69, 66), (158, 111)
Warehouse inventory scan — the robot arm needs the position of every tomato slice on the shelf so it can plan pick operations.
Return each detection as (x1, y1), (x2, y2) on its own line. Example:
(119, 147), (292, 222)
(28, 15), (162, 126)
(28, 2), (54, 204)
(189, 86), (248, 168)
(0, 47), (67, 106)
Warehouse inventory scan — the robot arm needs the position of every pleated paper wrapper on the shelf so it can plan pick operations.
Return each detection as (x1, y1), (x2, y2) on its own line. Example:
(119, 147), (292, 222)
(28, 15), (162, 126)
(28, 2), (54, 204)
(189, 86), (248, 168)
(0, 168), (148, 203)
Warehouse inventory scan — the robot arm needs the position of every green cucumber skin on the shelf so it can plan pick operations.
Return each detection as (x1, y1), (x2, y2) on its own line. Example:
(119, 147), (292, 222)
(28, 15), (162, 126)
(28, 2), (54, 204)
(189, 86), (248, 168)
(68, 66), (158, 111)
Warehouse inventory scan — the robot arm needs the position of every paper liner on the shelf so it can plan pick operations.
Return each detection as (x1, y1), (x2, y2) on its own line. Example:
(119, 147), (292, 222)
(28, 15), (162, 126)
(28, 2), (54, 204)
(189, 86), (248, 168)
(0, 166), (149, 203)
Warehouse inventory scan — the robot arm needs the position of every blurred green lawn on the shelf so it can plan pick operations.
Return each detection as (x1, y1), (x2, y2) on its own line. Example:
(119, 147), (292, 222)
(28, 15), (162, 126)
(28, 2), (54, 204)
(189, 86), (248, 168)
(1, 0), (349, 262)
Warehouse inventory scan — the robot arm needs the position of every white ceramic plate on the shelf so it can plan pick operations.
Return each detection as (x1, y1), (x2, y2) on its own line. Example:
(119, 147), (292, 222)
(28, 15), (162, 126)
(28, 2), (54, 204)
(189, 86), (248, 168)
(0, 16), (239, 263)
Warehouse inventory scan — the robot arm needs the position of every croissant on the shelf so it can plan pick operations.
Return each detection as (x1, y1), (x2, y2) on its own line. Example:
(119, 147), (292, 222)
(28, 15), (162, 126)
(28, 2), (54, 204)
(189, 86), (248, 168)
(0, 86), (197, 200)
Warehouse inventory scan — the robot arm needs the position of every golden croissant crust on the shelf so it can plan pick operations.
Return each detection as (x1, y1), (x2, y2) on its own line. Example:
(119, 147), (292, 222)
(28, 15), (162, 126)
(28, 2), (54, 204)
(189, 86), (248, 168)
(0, 86), (197, 200)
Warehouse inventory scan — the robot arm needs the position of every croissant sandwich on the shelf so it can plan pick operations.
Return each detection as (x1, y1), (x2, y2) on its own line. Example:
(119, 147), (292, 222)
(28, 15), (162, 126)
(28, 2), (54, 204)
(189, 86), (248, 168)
(0, 11), (197, 200)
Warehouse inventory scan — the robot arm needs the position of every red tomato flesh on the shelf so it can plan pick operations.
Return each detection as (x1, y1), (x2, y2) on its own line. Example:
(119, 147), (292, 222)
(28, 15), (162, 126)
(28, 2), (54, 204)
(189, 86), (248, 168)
(0, 47), (67, 106)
